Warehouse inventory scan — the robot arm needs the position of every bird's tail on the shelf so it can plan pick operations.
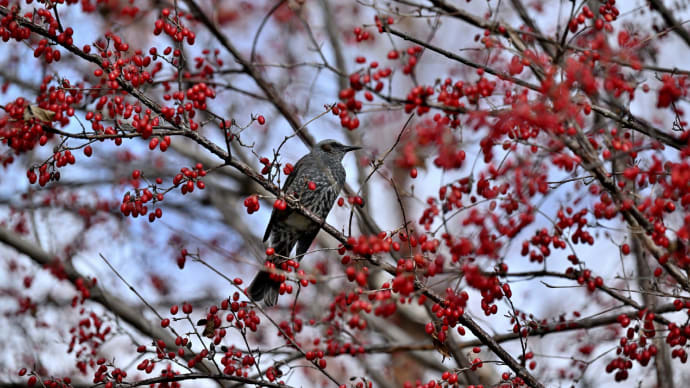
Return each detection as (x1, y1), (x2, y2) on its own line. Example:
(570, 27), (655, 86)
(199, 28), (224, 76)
(249, 231), (297, 306)
(248, 270), (279, 306)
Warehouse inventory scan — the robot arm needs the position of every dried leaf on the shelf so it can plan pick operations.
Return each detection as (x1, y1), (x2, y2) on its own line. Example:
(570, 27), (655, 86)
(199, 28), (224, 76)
(431, 332), (451, 361)
(23, 105), (55, 122)
(197, 318), (216, 338)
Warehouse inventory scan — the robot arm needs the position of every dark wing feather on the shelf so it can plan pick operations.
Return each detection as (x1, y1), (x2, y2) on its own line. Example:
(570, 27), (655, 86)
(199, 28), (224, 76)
(296, 228), (319, 257)
(263, 156), (307, 242)
(263, 208), (278, 242)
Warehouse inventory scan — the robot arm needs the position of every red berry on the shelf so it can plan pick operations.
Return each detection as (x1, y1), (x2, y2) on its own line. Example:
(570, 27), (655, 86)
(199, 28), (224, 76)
(149, 137), (159, 150)
(83, 145), (93, 157)
(273, 199), (286, 211)
(257, 115), (265, 125)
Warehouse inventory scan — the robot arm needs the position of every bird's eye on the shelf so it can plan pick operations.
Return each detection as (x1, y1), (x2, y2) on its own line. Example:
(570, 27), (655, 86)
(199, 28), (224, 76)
(320, 143), (333, 152)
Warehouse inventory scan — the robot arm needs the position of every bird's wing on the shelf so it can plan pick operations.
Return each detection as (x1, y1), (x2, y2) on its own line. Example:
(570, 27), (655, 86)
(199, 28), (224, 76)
(263, 156), (306, 242)
(296, 228), (319, 258)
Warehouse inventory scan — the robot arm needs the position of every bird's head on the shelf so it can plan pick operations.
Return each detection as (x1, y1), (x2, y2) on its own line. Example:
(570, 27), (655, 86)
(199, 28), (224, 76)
(313, 139), (361, 161)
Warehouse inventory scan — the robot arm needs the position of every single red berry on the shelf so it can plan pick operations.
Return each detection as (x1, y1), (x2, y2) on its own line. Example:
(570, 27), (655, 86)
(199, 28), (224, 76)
(308, 181), (316, 190)
(266, 247), (275, 256)
(83, 145), (93, 157)
(257, 115), (265, 125)
(161, 318), (170, 327)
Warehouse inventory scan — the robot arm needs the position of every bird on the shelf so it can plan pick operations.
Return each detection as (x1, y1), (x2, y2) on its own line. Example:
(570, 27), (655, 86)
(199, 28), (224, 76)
(248, 139), (360, 306)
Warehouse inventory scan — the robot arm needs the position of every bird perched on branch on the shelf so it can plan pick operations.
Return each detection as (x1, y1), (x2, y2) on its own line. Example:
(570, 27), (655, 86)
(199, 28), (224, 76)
(248, 139), (360, 306)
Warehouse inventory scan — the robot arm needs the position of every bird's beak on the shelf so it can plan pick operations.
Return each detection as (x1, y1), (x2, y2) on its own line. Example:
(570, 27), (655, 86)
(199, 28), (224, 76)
(344, 145), (361, 152)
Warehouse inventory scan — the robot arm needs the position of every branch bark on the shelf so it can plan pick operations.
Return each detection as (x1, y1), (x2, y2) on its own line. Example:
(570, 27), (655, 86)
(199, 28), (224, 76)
(128, 372), (293, 388)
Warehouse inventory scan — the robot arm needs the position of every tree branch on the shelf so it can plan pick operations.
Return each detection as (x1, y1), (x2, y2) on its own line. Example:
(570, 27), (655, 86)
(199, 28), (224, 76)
(649, 0), (690, 47)
(126, 372), (293, 388)
(0, 227), (219, 378)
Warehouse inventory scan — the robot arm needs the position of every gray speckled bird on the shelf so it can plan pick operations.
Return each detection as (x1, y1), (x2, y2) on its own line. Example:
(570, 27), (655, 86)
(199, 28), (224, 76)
(248, 139), (360, 306)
